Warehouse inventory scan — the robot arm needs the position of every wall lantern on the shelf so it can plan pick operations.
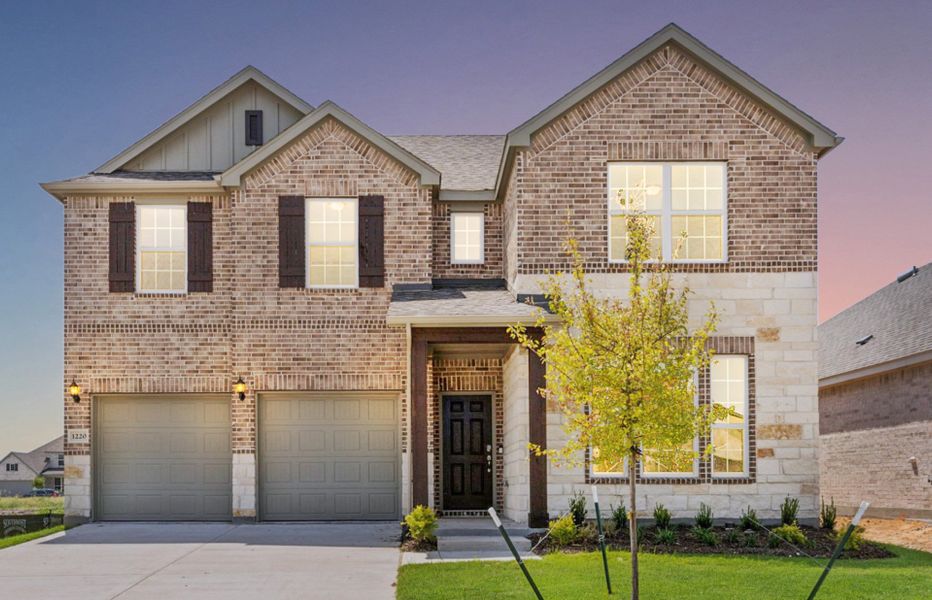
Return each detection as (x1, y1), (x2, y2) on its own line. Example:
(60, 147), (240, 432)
(234, 376), (247, 401)
(69, 379), (81, 403)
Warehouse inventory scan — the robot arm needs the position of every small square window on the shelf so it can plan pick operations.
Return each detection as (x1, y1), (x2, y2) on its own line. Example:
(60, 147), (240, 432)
(451, 212), (484, 264)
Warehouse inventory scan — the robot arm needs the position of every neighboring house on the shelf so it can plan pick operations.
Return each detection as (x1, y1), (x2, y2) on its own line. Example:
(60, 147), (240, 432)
(41, 24), (841, 526)
(819, 264), (932, 519)
(0, 436), (65, 496)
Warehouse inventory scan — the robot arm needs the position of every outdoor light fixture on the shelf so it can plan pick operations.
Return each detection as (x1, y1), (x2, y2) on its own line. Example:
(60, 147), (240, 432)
(234, 376), (247, 401)
(68, 379), (81, 403)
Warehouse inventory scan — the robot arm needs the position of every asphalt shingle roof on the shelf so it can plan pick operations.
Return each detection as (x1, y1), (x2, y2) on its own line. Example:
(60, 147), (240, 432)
(49, 171), (219, 185)
(388, 288), (543, 324)
(818, 262), (932, 379)
(389, 135), (504, 191)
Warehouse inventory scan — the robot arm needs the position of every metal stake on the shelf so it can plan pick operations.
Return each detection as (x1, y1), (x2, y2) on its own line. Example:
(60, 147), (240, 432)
(592, 486), (613, 594)
(807, 501), (870, 600)
(488, 507), (544, 600)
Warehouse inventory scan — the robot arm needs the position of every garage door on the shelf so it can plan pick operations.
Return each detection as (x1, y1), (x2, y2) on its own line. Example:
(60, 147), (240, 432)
(96, 395), (232, 521)
(259, 393), (399, 520)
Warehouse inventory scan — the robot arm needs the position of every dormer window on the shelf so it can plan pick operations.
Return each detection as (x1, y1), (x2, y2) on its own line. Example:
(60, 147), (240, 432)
(450, 211), (484, 264)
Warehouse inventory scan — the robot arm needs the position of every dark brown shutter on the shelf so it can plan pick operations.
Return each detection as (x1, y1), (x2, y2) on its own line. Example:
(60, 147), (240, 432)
(278, 196), (305, 288)
(358, 195), (385, 288)
(108, 202), (135, 292)
(187, 202), (213, 292)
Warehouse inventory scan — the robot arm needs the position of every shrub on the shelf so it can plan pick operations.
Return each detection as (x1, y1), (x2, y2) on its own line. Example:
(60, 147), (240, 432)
(576, 522), (598, 544)
(403, 505), (438, 543)
(611, 503), (627, 531)
(655, 528), (676, 545)
(743, 531), (759, 547)
(32, 476), (45, 489)
(839, 525), (866, 551)
(820, 497), (837, 531)
(771, 524), (808, 547)
(691, 525), (718, 546)
(603, 520), (617, 538)
(780, 496), (800, 526)
(568, 490), (588, 526)
(548, 514), (577, 548)
(652, 503), (671, 530)
(739, 506), (758, 531)
(695, 502), (714, 529)
(723, 528), (740, 545)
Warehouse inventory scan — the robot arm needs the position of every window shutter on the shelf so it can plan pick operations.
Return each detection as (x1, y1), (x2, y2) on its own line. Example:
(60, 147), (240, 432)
(278, 195), (305, 288)
(358, 195), (385, 288)
(187, 202), (213, 292)
(108, 202), (135, 292)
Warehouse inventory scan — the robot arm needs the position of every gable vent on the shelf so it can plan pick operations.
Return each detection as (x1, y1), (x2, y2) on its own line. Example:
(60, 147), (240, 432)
(855, 334), (874, 346)
(245, 110), (263, 146)
(896, 266), (918, 283)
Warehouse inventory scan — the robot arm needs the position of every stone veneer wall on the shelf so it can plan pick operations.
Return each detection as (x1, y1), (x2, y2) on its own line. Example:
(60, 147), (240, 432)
(502, 346), (530, 523)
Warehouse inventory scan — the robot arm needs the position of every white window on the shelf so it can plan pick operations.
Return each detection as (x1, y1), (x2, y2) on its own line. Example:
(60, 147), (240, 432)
(450, 212), (484, 264)
(307, 198), (357, 288)
(6, 463), (18, 472)
(642, 371), (700, 478)
(590, 447), (627, 478)
(608, 162), (726, 263)
(137, 204), (187, 293)
(710, 355), (750, 477)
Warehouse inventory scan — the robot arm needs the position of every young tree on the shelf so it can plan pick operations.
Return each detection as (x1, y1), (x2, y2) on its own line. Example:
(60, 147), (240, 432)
(509, 213), (726, 600)
(32, 475), (45, 489)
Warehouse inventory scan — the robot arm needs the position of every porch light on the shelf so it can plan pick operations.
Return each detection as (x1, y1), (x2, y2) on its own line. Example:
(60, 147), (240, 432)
(234, 376), (247, 401)
(68, 380), (81, 403)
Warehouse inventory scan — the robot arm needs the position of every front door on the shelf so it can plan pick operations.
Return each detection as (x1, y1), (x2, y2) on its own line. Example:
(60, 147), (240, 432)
(443, 395), (493, 510)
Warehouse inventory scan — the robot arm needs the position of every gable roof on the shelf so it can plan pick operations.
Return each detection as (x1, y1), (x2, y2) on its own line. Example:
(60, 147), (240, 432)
(0, 436), (64, 477)
(495, 23), (843, 199)
(220, 101), (441, 187)
(389, 136), (505, 196)
(95, 66), (314, 174)
(819, 262), (932, 383)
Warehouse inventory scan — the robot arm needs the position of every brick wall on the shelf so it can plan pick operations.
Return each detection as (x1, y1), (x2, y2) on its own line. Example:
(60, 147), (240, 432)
(431, 201), (504, 280)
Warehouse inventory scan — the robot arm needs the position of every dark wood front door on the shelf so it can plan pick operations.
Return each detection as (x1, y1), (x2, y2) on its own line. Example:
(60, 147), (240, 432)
(443, 395), (493, 510)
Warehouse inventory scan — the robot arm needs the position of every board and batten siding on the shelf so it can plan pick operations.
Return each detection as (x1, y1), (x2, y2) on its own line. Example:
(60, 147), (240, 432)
(122, 81), (304, 172)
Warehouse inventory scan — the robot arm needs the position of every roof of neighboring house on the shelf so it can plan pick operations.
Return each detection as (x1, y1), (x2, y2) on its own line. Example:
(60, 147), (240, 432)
(0, 436), (64, 477)
(819, 263), (932, 382)
(389, 136), (505, 194)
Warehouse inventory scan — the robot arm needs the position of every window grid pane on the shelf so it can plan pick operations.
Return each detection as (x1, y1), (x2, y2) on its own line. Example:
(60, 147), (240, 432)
(671, 215), (723, 260)
(591, 447), (626, 477)
(451, 212), (484, 263)
(307, 199), (357, 287)
(642, 442), (696, 475)
(710, 355), (748, 476)
(610, 215), (661, 261)
(138, 205), (186, 292)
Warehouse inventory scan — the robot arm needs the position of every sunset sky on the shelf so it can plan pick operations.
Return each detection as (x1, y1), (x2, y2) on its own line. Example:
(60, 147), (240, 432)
(1, 0), (930, 452)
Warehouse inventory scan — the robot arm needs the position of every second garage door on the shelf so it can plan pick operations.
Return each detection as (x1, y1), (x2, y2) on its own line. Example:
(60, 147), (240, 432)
(258, 392), (400, 521)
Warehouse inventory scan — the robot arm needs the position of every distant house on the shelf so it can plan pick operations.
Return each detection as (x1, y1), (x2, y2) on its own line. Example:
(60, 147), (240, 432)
(819, 263), (932, 518)
(0, 436), (65, 496)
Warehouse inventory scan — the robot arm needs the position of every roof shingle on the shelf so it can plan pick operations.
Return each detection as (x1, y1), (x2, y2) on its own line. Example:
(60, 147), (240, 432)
(389, 135), (504, 191)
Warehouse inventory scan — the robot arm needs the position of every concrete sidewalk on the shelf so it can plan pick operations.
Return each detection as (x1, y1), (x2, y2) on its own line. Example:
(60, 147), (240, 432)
(0, 522), (401, 599)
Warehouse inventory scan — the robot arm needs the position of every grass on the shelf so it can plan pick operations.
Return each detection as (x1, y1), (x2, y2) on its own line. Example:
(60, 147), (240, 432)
(397, 546), (932, 599)
(0, 496), (64, 513)
(0, 526), (65, 550)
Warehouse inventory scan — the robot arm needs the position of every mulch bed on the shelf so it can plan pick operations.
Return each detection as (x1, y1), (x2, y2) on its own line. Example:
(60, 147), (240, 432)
(401, 537), (438, 552)
(529, 524), (894, 560)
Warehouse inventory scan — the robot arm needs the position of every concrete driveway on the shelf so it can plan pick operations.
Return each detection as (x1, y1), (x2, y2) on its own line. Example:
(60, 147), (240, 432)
(0, 522), (401, 599)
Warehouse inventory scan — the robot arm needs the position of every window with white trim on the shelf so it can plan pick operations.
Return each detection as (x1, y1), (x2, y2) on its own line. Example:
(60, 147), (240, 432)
(5, 463), (18, 472)
(642, 371), (700, 478)
(450, 211), (484, 264)
(590, 447), (626, 478)
(137, 204), (187, 293)
(710, 355), (749, 477)
(608, 162), (726, 263)
(307, 198), (357, 288)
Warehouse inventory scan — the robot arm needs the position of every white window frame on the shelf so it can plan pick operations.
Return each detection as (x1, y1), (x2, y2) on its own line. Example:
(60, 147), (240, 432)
(6, 463), (18, 472)
(710, 355), (751, 479)
(305, 197), (359, 290)
(607, 162), (728, 264)
(590, 452), (628, 479)
(135, 202), (188, 294)
(641, 371), (701, 479)
(450, 211), (485, 265)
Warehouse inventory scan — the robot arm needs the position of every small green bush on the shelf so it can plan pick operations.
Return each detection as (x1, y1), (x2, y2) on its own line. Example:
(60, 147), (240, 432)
(771, 524), (808, 547)
(568, 490), (588, 527)
(723, 528), (740, 544)
(839, 525), (866, 551)
(743, 531), (759, 547)
(611, 503), (627, 531)
(820, 497), (837, 531)
(576, 522), (598, 544)
(739, 505), (758, 531)
(652, 503), (671, 529)
(404, 505), (438, 542)
(695, 502), (714, 529)
(691, 525), (718, 546)
(780, 496), (800, 526)
(655, 527), (676, 545)
(548, 514), (578, 547)
(32, 476), (45, 489)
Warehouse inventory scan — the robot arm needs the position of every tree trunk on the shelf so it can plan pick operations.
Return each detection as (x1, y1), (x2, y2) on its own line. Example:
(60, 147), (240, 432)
(629, 450), (639, 600)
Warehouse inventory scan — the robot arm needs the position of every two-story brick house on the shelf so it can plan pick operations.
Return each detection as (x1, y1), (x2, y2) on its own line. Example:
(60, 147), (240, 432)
(42, 24), (841, 527)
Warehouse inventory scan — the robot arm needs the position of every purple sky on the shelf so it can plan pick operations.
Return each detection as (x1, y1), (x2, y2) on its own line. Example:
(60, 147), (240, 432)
(1, 0), (930, 452)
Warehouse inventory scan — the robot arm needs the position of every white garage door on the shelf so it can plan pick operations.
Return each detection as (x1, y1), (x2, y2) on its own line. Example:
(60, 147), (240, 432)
(258, 393), (400, 521)
(96, 395), (232, 521)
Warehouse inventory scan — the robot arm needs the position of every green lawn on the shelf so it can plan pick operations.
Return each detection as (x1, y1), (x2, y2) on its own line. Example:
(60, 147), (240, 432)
(397, 547), (932, 600)
(0, 496), (64, 513)
(0, 526), (65, 550)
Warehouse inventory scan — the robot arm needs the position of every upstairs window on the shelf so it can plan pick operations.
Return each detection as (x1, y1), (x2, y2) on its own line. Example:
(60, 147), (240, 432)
(710, 355), (749, 477)
(307, 198), (358, 288)
(608, 162), (726, 263)
(450, 211), (484, 264)
(137, 205), (187, 293)
(6, 463), (18, 472)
